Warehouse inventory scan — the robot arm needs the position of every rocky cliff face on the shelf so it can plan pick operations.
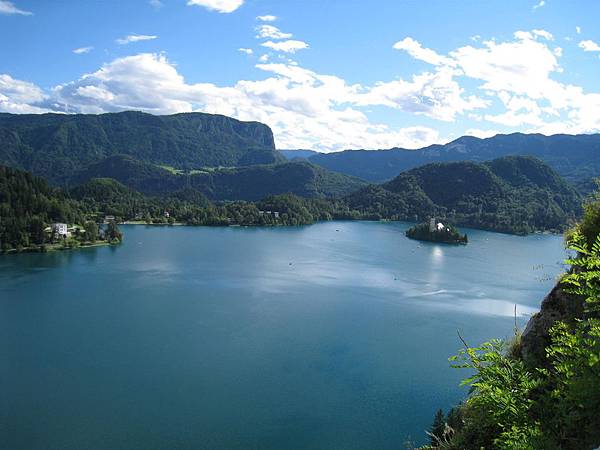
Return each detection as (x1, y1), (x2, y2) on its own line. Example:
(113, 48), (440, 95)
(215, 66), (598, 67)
(520, 283), (585, 368)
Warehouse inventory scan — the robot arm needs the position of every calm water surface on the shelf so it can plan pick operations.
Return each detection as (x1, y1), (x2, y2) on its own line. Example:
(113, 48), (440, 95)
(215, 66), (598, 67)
(0, 222), (566, 449)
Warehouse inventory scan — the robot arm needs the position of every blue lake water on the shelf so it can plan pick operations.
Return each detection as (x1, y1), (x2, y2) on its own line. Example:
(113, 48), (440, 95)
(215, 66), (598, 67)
(0, 222), (566, 449)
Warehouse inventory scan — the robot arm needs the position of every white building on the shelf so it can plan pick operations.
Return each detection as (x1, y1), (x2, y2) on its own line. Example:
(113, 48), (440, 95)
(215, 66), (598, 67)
(51, 223), (68, 237)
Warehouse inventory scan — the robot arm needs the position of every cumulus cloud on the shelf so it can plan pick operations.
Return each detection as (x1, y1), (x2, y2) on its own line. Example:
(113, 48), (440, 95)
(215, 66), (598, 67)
(464, 129), (500, 139)
(116, 34), (158, 45)
(261, 40), (308, 53)
(256, 25), (292, 40)
(391, 30), (600, 135)
(149, 0), (163, 8)
(238, 48), (253, 55)
(579, 40), (600, 52)
(73, 46), (94, 55)
(0, 74), (48, 113)
(393, 37), (455, 66)
(256, 14), (276, 22)
(576, 26), (581, 34)
(2, 27), (600, 151)
(17, 53), (440, 150)
(357, 67), (488, 121)
(0, 0), (31, 15)
(187, 0), (244, 13)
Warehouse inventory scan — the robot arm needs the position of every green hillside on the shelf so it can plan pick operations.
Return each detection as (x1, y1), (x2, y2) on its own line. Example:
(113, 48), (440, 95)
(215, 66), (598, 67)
(0, 111), (282, 183)
(346, 156), (582, 234)
(306, 133), (600, 193)
(71, 155), (367, 201)
(0, 166), (84, 250)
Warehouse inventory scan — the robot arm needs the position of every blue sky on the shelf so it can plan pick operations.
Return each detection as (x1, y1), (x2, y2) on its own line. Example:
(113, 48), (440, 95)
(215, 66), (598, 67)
(1, 0), (599, 151)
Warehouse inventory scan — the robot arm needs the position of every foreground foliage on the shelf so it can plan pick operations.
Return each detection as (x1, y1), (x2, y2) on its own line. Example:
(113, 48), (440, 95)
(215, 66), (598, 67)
(423, 190), (600, 450)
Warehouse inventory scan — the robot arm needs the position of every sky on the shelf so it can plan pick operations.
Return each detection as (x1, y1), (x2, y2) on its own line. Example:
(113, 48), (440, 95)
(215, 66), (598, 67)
(1, 0), (599, 151)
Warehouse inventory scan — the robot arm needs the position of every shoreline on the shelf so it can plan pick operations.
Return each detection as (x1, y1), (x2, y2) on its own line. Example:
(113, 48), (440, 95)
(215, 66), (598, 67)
(119, 218), (565, 236)
(1, 240), (119, 256)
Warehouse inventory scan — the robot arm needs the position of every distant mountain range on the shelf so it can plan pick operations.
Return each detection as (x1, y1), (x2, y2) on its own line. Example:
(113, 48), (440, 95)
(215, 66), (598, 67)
(282, 133), (600, 193)
(0, 111), (283, 184)
(345, 155), (582, 234)
(0, 111), (595, 215)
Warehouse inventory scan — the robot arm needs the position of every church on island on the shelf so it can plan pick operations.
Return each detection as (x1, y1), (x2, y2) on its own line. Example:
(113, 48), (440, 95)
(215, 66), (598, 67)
(406, 217), (468, 245)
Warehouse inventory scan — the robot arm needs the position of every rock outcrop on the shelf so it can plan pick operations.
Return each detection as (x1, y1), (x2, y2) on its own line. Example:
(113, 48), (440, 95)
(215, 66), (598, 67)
(520, 283), (585, 368)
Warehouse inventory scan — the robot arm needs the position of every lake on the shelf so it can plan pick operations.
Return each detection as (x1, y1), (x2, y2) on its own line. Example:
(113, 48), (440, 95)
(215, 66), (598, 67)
(0, 222), (566, 449)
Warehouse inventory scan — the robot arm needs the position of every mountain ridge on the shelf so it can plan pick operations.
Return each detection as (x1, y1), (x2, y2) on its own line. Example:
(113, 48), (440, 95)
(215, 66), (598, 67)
(298, 132), (600, 192)
(0, 111), (283, 184)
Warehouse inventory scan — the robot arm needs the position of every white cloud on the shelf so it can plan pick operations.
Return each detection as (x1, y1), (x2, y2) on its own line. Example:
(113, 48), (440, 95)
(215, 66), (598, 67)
(256, 25), (292, 40)
(38, 53), (442, 150)
(357, 67), (488, 121)
(238, 48), (253, 55)
(532, 0), (545, 10)
(187, 0), (243, 13)
(579, 40), (600, 52)
(0, 0), (31, 15)
(464, 129), (500, 139)
(73, 46), (94, 55)
(149, 0), (163, 8)
(0, 74), (48, 113)
(576, 26), (581, 34)
(3, 27), (600, 152)
(393, 30), (600, 136)
(116, 34), (158, 45)
(256, 14), (276, 22)
(448, 31), (561, 101)
(532, 29), (553, 40)
(261, 40), (309, 54)
(393, 37), (454, 66)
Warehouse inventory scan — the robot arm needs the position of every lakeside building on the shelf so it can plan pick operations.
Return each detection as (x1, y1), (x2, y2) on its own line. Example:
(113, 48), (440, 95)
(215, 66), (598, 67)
(51, 223), (68, 238)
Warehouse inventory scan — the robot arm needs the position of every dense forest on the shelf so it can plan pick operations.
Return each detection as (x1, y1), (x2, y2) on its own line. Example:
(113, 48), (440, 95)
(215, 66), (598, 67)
(70, 178), (358, 226)
(0, 111), (282, 183)
(0, 155), (586, 252)
(346, 156), (582, 235)
(70, 155), (367, 200)
(0, 166), (82, 250)
(421, 187), (600, 450)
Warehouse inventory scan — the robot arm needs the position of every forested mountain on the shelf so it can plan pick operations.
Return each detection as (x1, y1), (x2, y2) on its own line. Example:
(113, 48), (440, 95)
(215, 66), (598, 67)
(306, 133), (600, 191)
(70, 155), (367, 201)
(345, 156), (582, 234)
(0, 111), (282, 183)
(0, 165), (84, 250)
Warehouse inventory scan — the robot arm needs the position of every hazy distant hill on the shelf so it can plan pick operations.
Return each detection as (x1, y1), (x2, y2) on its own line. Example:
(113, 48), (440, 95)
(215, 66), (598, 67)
(345, 155), (581, 234)
(306, 133), (600, 191)
(71, 155), (367, 201)
(279, 149), (320, 160)
(0, 111), (283, 183)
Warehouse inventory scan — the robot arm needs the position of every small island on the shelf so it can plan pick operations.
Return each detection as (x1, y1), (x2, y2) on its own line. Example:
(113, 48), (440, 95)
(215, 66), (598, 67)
(406, 218), (468, 245)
